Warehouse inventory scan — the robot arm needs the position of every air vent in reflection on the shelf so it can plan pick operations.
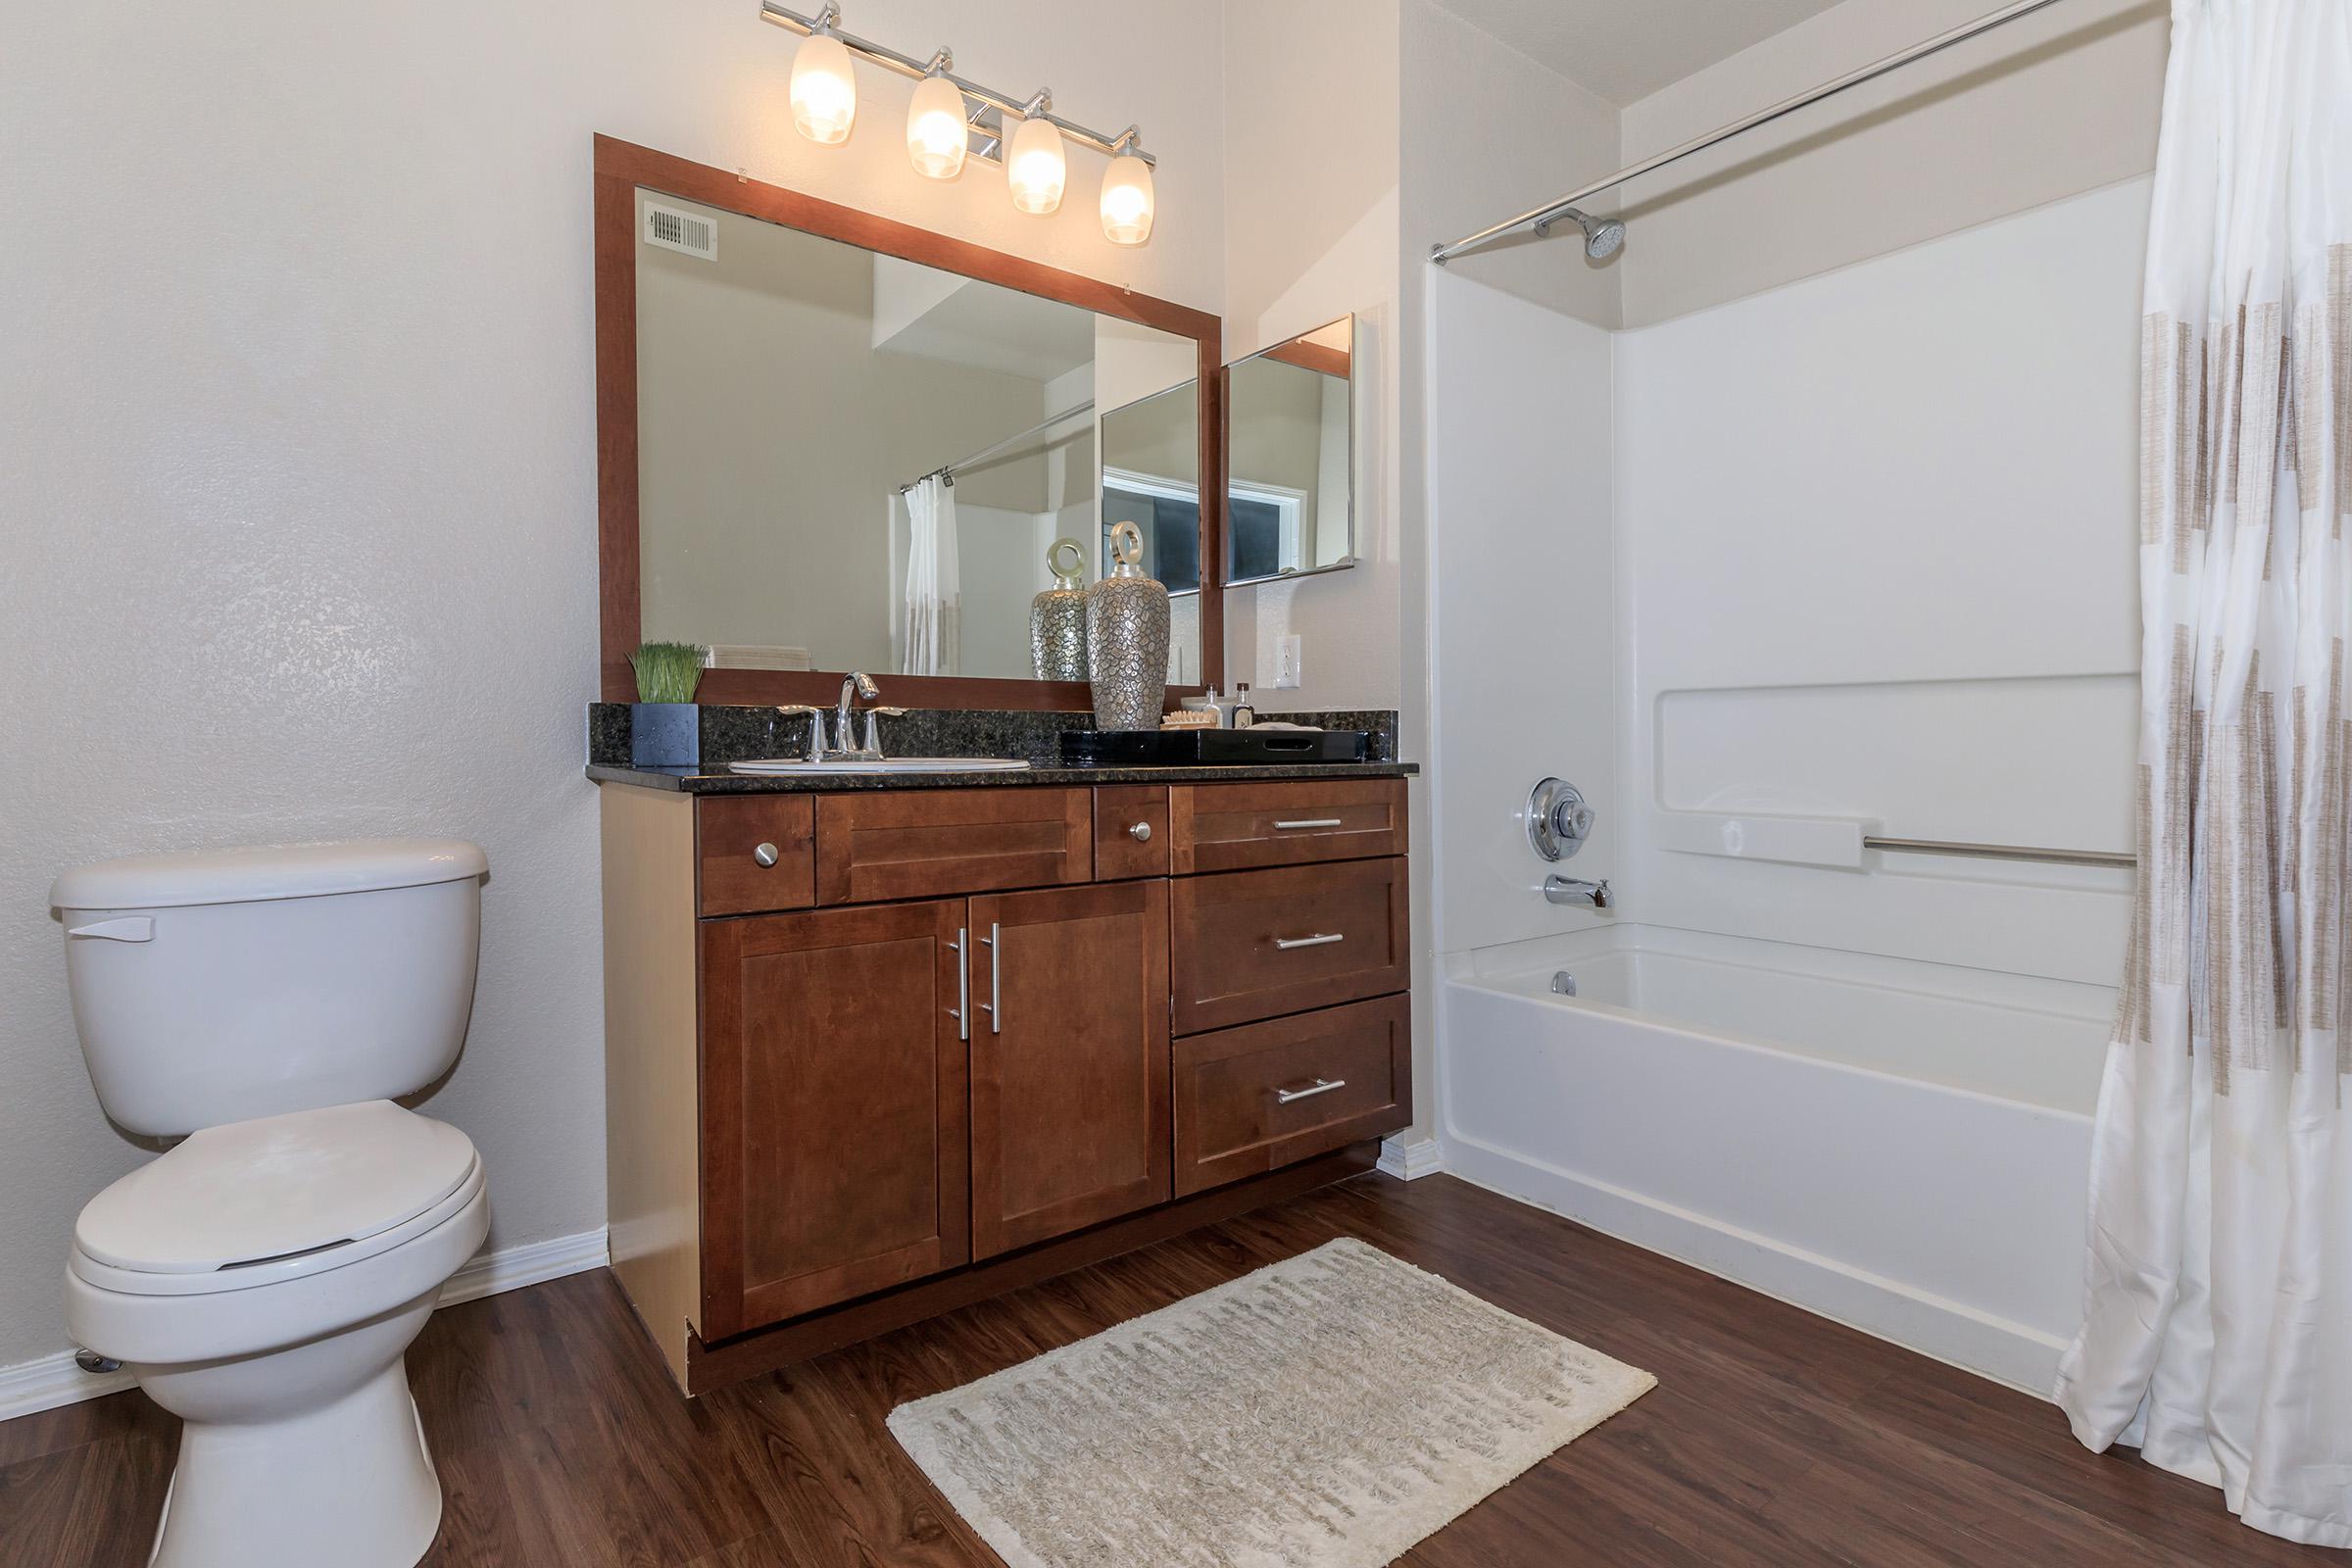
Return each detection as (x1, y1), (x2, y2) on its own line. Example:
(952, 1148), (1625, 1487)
(644, 202), (716, 261)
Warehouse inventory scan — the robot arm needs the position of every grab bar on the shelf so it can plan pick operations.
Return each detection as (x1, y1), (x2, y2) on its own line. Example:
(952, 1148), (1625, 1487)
(1863, 836), (2134, 869)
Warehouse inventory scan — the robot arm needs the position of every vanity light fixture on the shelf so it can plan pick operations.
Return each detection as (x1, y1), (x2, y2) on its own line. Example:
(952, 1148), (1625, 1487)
(788, 15), (858, 145)
(1004, 98), (1066, 216)
(1100, 136), (1154, 246)
(759, 2), (1161, 244)
(906, 66), (968, 180)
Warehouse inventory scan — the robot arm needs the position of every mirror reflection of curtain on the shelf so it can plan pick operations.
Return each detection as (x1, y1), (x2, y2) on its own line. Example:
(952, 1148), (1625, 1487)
(901, 475), (959, 676)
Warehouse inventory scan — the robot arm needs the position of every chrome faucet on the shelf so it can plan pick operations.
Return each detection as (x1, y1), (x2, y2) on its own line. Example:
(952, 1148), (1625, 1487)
(836, 672), (881, 760)
(1544, 875), (1612, 909)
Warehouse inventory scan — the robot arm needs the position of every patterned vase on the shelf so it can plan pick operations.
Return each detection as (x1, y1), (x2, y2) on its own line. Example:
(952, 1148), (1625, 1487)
(1029, 537), (1091, 681)
(1086, 521), (1170, 731)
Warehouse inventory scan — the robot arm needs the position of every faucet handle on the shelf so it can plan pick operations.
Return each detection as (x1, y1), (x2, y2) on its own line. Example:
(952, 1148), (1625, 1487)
(861, 706), (909, 757)
(774, 704), (827, 762)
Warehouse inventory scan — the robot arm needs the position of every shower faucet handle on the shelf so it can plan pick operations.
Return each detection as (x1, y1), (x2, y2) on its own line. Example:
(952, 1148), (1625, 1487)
(1528, 778), (1595, 861)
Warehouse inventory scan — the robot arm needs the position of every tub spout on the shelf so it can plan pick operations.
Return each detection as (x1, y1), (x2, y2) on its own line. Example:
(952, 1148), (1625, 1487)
(1544, 875), (1611, 909)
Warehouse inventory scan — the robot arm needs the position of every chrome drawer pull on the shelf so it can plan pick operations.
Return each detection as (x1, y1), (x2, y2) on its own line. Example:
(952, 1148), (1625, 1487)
(948, 928), (968, 1041)
(1273, 932), (1345, 951)
(1273, 818), (1344, 831)
(752, 842), (780, 867)
(977, 923), (1001, 1034)
(1276, 1078), (1347, 1104)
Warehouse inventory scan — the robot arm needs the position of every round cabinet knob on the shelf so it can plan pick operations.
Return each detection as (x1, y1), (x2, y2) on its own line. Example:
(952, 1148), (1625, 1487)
(753, 842), (780, 867)
(1128, 821), (1153, 842)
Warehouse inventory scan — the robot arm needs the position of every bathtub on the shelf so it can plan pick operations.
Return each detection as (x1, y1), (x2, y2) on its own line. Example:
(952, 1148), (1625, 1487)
(1439, 923), (2108, 1394)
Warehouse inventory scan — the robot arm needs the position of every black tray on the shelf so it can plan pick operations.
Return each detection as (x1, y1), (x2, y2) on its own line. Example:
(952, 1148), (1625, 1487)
(1059, 728), (1371, 767)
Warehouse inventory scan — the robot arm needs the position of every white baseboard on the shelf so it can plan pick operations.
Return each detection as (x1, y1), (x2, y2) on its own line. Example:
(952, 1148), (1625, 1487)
(1377, 1136), (1445, 1181)
(0, 1226), (610, 1425)
(439, 1227), (609, 1307)
(1440, 1135), (2064, 1398)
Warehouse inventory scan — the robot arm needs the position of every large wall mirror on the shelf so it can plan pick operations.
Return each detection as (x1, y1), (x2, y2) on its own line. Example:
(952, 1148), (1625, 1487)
(595, 137), (1224, 708)
(1224, 316), (1354, 584)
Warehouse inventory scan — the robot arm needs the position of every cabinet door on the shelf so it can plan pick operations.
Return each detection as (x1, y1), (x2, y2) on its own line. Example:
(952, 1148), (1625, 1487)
(967, 880), (1172, 1258)
(699, 901), (969, 1340)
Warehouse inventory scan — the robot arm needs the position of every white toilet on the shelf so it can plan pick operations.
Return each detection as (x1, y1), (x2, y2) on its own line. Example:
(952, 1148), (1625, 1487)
(51, 839), (492, 1568)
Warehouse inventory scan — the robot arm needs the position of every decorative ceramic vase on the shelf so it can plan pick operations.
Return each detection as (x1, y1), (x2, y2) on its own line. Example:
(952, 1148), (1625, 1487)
(1029, 537), (1091, 681)
(1086, 520), (1171, 731)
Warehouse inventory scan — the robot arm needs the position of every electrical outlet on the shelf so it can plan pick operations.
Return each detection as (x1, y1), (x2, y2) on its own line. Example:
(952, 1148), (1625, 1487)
(1272, 634), (1302, 690)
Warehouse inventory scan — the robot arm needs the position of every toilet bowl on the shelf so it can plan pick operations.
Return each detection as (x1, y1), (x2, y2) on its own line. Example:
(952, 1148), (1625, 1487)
(65, 1101), (488, 1568)
(53, 839), (491, 1568)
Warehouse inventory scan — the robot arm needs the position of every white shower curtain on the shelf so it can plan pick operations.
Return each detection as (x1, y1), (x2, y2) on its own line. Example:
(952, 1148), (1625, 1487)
(2055, 0), (2351, 1547)
(902, 474), (959, 677)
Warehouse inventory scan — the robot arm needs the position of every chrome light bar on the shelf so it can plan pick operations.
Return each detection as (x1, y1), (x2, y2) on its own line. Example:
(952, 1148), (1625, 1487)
(758, 2), (1153, 168)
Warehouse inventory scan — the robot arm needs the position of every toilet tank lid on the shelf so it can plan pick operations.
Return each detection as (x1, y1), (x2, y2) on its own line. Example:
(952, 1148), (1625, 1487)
(52, 838), (488, 911)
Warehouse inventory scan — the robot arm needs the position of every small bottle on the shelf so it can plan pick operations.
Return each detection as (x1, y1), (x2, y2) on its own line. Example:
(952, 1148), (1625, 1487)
(1232, 682), (1255, 728)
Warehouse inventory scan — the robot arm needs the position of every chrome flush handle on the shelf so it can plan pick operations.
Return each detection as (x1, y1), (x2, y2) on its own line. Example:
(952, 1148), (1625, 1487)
(976, 922), (1002, 1034)
(949, 926), (968, 1041)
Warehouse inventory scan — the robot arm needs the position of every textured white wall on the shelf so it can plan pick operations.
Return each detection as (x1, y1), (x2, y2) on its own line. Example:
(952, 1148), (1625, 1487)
(0, 1), (1225, 1375)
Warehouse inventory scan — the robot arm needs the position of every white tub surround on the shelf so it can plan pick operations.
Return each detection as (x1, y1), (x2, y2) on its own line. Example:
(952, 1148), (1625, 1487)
(1440, 925), (2106, 1394)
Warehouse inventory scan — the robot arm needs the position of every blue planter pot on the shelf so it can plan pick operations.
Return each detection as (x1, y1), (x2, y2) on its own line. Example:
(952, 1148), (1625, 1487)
(630, 703), (701, 768)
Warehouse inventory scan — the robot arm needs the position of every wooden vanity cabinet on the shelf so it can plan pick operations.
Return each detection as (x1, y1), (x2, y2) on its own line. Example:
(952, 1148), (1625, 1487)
(599, 773), (1412, 1396)
(697, 901), (968, 1341)
(968, 880), (1171, 1259)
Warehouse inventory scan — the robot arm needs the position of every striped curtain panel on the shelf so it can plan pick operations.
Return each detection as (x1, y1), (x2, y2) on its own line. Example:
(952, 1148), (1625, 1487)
(2055, 0), (2352, 1548)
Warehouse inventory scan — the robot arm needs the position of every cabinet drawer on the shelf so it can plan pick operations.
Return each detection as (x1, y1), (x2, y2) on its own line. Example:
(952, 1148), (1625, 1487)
(1169, 778), (1406, 873)
(814, 789), (1094, 905)
(1173, 996), (1410, 1196)
(1093, 786), (1171, 880)
(698, 796), (816, 917)
(1171, 858), (1408, 1034)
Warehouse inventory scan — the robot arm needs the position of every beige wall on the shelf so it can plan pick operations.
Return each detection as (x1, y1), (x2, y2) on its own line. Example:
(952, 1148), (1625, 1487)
(0, 0), (1226, 1382)
(1403, 1), (1626, 331)
(1618, 0), (2168, 325)
(1222, 0), (1407, 716)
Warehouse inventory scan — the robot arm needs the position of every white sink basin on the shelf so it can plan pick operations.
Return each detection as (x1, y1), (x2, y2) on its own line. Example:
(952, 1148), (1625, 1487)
(728, 757), (1032, 776)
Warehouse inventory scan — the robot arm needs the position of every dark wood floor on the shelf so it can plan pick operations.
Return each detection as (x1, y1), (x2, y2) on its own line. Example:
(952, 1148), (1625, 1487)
(1, 1172), (2326, 1567)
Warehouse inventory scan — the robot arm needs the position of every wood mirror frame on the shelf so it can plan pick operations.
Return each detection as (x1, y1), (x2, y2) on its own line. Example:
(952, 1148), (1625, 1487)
(595, 135), (1226, 710)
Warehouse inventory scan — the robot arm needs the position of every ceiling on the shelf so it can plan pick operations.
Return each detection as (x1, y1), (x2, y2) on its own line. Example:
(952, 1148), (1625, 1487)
(1428, 0), (1848, 106)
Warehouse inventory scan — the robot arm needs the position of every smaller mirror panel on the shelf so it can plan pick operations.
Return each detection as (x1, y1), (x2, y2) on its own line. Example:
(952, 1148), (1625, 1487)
(1224, 315), (1354, 586)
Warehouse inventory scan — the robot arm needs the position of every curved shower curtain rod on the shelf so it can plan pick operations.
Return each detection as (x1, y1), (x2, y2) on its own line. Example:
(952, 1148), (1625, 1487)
(1429, 0), (2076, 267)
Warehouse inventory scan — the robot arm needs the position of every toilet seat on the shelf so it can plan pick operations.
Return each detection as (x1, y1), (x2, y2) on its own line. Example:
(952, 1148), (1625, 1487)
(73, 1101), (479, 1297)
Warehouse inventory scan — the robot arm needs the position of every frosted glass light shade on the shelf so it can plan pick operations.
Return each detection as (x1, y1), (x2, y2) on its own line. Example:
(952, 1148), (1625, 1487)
(906, 73), (967, 179)
(790, 32), (857, 145)
(1005, 114), (1066, 215)
(1100, 152), (1155, 245)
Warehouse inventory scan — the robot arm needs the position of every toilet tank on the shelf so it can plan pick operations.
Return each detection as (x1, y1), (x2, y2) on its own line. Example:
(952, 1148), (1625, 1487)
(51, 839), (488, 1137)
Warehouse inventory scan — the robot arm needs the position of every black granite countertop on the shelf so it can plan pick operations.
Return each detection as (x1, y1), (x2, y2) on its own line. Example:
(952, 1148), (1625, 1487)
(586, 702), (1411, 793)
(588, 759), (1418, 794)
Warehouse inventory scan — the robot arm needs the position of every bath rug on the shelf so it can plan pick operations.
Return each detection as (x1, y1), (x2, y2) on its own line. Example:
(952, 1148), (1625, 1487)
(887, 1237), (1654, 1567)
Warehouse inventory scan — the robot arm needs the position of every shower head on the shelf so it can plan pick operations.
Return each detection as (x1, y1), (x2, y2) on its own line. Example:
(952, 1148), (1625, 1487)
(1538, 206), (1625, 261)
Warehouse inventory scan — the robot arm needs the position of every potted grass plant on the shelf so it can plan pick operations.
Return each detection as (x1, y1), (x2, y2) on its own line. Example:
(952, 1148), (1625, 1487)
(628, 641), (708, 767)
